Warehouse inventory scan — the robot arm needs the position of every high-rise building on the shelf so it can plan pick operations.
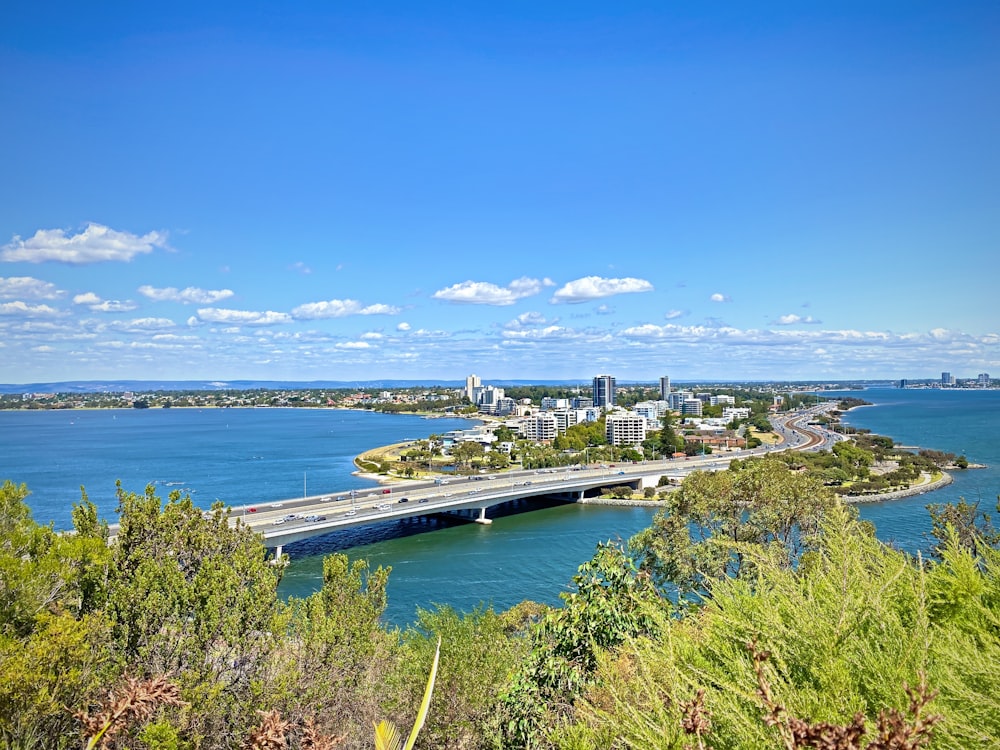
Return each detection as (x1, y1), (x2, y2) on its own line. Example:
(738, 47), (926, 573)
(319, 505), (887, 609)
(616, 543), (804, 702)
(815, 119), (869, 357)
(979, 373), (991, 387)
(592, 374), (616, 408)
(659, 376), (671, 401)
(941, 371), (955, 386)
(465, 374), (481, 402)
(605, 412), (647, 446)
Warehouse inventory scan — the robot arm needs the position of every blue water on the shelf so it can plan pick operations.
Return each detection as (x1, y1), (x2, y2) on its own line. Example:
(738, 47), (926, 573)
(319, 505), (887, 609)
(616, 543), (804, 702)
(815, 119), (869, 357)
(2, 389), (997, 625)
(830, 388), (1000, 553)
(0, 407), (474, 528)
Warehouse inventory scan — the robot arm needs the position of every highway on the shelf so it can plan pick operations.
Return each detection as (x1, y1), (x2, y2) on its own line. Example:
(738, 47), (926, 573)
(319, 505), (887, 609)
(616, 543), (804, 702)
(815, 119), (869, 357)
(237, 401), (845, 549)
(108, 401), (846, 550)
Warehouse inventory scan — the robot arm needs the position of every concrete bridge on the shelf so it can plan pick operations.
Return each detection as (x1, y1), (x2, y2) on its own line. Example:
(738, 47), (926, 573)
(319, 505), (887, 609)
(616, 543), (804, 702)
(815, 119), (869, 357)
(110, 402), (844, 558)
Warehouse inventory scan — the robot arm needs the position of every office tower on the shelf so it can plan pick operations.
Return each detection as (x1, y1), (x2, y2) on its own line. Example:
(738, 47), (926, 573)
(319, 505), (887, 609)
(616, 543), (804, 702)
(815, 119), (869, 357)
(659, 375), (671, 401)
(592, 374), (615, 408)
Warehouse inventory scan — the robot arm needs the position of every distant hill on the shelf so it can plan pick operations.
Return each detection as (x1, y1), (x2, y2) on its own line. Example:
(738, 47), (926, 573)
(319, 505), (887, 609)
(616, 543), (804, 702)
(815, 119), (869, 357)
(0, 378), (896, 395)
(0, 379), (597, 394)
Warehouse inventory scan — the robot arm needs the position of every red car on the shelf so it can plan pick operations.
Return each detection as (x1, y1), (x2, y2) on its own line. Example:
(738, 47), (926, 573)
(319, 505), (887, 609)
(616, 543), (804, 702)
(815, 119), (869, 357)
(247, 507), (258, 513)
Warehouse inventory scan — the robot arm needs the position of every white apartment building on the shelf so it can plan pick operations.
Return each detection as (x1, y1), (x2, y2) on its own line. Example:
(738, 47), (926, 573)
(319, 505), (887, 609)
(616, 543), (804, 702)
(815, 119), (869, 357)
(711, 394), (736, 406)
(605, 412), (647, 447)
(722, 406), (752, 421)
(522, 413), (558, 442)
(465, 374), (481, 402)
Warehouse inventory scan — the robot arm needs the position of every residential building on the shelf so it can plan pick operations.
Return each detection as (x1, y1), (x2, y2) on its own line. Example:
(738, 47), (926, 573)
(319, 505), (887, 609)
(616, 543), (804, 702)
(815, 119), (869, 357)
(605, 412), (647, 447)
(540, 396), (569, 410)
(722, 406), (752, 421)
(522, 413), (558, 443)
(710, 394), (736, 406)
(659, 376), (671, 401)
(592, 374), (616, 408)
(465, 374), (481, 402)
(572, 396), (593, 409)
(681, 398), (704, 416)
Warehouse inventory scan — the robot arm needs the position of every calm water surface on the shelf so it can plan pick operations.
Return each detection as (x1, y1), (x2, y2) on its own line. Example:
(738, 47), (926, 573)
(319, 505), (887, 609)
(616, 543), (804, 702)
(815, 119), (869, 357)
(3, 388), (998, 625)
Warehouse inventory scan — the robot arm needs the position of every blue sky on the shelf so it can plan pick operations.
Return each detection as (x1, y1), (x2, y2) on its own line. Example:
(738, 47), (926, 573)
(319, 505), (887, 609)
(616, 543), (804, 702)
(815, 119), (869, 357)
(2, 1), (998, 384)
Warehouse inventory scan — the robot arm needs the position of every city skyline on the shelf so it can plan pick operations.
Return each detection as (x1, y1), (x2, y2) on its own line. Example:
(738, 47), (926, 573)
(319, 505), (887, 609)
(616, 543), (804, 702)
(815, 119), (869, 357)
(2, 2), (999, 384)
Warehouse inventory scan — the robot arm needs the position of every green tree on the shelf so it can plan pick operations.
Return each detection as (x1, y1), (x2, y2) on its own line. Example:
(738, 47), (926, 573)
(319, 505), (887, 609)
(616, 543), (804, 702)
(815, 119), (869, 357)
(107, 484), (282, 745)
(630, 457), (837, 598)
(0, 481), (113, 748)
(400, 606), (527, 749)
(495, 542), (663, 748)
(450, 441), (485, 469)
(927, 496), (1000, 557)
(274, 554), (397, 739)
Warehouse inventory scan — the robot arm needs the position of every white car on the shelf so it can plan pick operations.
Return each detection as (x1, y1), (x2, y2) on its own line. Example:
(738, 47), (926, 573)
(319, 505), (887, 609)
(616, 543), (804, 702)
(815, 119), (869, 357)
(271, 518), (285, 525)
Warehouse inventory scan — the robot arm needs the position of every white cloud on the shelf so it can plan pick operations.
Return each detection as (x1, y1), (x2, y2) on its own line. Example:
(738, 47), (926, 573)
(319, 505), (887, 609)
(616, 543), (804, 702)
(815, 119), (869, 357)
(595, 304), (614, 315)
(504, 311), (551, 329)
(291, 299), (400, 319)
(550, 276), (654, 303)
(432, 276), (547, 305)
(72, 292), (137, 313)
(773, 314), (822, 325)
(138, 285), (235, 304)
(197, 308), (293, 326)
(0, 276), (64, 300)
(335, 341), (372, 349)
(291, 261), (312, 275)
(2, 223), (169, 264)
(397, 322), (411, 331)
(90, 300), (139, 313)
(710, 293), (731, 303)
(0, 301), (62, 317)
(665, 309), (685, 320)
(360, 332), (384, 340)
(113, 317), (176, 330)
(73, 292), (102, 305)
(358, 303), (401, 315)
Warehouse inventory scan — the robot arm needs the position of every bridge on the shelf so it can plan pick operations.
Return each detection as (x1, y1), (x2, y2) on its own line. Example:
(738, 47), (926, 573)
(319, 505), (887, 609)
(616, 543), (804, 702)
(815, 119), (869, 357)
(111, 402), (843, 558)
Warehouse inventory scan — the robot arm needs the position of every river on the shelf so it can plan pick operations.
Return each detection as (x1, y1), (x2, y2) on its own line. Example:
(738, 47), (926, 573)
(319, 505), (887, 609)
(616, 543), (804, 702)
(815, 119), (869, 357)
(2, 388), (997, 625)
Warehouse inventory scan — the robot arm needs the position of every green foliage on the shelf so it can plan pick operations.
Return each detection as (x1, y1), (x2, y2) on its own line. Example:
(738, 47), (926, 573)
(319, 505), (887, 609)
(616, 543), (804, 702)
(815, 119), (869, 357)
(274, 554), (398, 740)
(495, 542), (663, 748)
(107, 483), (282, 743)
(630, 457), (836, 598)
(401, 606), (527, 749)
(559, 505), (1000, 749)
(927, 496), (1000, 557)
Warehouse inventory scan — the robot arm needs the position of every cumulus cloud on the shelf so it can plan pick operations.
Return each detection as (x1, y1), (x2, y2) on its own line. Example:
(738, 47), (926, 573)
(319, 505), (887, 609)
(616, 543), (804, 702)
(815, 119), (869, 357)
(0, 301), (62, 317)
(0, 276), (64, 300)
(2, 223), (169, 264)
(72, 292), (137, 313)
(773, 314), (822, 325)
(197, 308), (293, 326)
(550, 276), (653, 303)
(334, 341), (372, 349)
(504, 311), (551, 330)
(360, 331), (383, 340)
(432, 276), (549, 305)
(710, 293), (731, 303)
(291, 299), (400, 319)
(138, 285), (235, 304)
(397, 322), (411, 331)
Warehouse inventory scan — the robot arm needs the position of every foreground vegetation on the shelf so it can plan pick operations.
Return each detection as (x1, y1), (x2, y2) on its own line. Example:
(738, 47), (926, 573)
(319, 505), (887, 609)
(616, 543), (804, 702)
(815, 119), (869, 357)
(1, 458), (998, 748)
